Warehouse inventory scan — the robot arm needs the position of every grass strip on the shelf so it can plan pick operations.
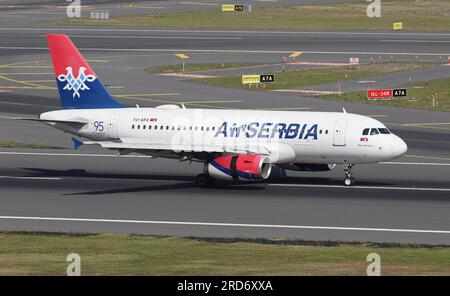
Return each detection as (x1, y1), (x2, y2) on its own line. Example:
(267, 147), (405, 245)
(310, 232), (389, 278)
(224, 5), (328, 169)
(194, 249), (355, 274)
(0, 232), (449, 275)
(47, 1), (450, 32)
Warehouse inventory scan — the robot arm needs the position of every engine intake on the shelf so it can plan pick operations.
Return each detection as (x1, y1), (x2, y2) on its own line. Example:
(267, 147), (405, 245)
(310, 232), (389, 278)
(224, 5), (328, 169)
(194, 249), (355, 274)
(207, 155), (272, 181)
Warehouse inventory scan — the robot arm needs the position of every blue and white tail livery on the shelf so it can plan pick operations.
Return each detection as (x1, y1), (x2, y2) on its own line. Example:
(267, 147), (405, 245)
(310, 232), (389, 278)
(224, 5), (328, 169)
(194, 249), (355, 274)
(47, 34), (124, 109)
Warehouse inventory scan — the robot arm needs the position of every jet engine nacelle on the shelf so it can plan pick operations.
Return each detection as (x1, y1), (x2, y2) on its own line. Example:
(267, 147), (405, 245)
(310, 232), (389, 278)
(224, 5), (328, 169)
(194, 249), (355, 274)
(279, 163), (336, 172)
(206, 155), (272, 181)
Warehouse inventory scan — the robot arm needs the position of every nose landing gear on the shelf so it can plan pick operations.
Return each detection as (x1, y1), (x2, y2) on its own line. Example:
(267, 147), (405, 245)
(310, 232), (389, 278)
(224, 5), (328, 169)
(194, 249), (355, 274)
(343, 163), (355, 186)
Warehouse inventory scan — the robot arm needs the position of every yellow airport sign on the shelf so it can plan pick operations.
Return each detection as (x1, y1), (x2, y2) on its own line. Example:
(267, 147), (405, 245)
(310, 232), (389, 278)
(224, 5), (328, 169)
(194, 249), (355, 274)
(175, 53), (190, 59)
(242, 74), (275, 85)
(242, 75), (260, 84)
(289, 51), (302, 58)
(222, 4), (244, 12)
(393, 22), (403, 30)
(222, 4), (235, 12)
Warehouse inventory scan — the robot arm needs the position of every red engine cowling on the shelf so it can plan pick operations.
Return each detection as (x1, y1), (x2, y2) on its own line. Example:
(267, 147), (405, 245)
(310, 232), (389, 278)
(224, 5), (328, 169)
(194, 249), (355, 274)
(206, 155), (272, 181)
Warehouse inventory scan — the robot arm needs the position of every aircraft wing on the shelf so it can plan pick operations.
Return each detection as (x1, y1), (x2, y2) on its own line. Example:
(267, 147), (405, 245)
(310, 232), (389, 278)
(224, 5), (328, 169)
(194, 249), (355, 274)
(77, 139), (270, 156)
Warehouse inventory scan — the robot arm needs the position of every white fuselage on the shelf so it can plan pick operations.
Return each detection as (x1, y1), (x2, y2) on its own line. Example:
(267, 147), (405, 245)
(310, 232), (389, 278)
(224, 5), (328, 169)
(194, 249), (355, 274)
(40, 106), (407, 164)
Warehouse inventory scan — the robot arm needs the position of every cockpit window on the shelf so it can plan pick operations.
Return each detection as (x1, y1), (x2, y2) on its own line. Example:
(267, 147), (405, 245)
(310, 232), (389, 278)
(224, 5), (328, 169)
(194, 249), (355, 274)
(365, 128), (390, 135)
(378, 128), (390, 134)
(370, 128), (379, 135)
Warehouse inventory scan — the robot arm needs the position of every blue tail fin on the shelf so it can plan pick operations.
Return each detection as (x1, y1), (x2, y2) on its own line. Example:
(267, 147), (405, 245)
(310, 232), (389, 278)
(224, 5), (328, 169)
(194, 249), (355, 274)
(47, 34), (125, 109)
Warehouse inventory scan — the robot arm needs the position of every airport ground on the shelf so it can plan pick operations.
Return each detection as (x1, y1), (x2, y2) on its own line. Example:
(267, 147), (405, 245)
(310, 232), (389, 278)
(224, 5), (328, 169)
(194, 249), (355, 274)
(1, 232), (449, 275)
(0, 0), (449, 275)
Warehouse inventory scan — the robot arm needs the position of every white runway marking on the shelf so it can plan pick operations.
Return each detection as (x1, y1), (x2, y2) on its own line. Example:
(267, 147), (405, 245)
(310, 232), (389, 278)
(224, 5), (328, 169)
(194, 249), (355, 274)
(381, 39), (450, 43)
(0, 15), (25, 18)
(269, 183), (450, 192)
(272, 89), (340, 95)
(39, 34), (242, 40)
(287, 61), (350, 66)
(2, 27), (450, 37)
(1, 152), (450, 166)
(0, 215), (448, 234)
(0, 176), (61, 180)
(157, 72), (218, 78)
(380, 161), (450, 166)
(0, 151), (147, 158)
(179, 1), (220, 6)
(0, 46), (447, 56)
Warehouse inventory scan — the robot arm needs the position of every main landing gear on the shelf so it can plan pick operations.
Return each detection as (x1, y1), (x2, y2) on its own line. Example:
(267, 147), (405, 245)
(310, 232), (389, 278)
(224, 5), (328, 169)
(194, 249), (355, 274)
(343, 163), (355, 186)
(195, 173), (214, 187)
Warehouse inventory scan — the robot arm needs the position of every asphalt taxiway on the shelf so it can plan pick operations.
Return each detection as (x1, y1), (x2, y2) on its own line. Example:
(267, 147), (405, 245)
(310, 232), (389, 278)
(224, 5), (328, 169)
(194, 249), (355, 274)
(0, 148), (449, 244)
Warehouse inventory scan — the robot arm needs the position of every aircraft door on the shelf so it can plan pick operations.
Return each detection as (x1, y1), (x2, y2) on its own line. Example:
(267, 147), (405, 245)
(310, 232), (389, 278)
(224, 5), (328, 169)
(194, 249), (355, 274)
(108, 113), (121, 140)
(333, 118), (347, 146)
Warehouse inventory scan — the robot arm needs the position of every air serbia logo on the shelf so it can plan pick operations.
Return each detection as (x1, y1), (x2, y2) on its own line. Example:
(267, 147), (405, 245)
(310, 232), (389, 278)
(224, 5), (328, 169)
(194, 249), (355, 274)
(215, 122), (318, 140)
(57, 66), (96, 98)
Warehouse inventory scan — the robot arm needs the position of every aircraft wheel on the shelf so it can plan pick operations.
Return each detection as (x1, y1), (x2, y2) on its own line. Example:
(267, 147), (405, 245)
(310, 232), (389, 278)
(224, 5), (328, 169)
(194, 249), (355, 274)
(344, 177), (355, 186)
(195, 173), (213, 187)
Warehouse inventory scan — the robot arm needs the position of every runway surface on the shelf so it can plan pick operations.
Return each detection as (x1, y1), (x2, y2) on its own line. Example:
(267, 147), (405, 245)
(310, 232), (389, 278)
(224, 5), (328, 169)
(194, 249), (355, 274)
(0, 1), (449, 245)
(0, 148), (449, 244)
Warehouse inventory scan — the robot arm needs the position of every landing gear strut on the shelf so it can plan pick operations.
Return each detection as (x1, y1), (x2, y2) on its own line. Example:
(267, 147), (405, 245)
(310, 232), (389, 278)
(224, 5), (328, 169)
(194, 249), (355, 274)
(195, 173), (214, 187)
(343, 163), (355, 186)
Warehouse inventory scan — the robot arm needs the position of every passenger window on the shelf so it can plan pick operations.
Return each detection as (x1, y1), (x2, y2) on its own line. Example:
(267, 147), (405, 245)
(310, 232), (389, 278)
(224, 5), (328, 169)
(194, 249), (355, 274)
(143, 125), (146, 130)
(149, 125), (152, 130)
(132, 125), (135, 129)
(212, 127), (215, 131)
(362, 128), (369, 135)
(370, 128), (379, 135)
(137, 125), (140, 130)
(325, 130), (328, 134)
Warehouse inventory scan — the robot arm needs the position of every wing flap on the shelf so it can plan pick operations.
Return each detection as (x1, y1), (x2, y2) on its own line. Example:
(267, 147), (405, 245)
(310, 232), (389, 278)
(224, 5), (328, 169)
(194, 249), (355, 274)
(78, 140), (269, 156)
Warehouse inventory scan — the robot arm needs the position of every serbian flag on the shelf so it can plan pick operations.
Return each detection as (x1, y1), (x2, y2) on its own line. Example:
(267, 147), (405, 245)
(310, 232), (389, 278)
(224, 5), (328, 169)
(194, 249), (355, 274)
(360, 137), (369, 142)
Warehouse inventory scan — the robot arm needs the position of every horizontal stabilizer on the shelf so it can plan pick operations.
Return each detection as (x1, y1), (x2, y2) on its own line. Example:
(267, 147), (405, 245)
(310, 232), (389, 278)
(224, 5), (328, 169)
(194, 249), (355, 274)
(14, 117), (87, 128)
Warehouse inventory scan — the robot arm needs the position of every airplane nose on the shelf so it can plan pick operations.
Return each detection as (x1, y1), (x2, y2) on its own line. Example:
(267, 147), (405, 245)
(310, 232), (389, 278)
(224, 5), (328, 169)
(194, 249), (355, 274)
(391, 136), (408, 158)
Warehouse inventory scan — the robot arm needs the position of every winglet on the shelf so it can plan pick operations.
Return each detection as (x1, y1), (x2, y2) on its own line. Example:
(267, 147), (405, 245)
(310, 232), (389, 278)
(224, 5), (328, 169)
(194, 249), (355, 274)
(72, 137), (83, 150)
